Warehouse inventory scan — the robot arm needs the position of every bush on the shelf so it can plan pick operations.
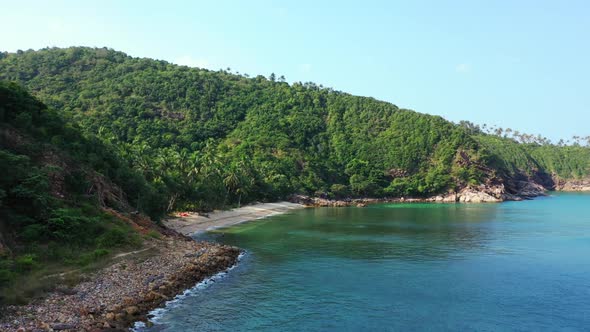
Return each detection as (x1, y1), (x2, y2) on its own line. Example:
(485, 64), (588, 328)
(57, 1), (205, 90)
(76, 249), (111, 266)
(97, 227), (126, 248)
(0, 258), (15, 287)
(92, 248), (110, 259)
(330, 184), (349, 198)
(14, 254), (37, 272)
(21, 224), (47, 242)
(146, 230), (162, 239)
(97, 227), (140, 248)
(47, 208), (102, 245)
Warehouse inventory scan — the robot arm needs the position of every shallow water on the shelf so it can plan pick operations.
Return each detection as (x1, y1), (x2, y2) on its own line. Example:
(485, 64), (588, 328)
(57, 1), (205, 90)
(140, 193), (590, 331)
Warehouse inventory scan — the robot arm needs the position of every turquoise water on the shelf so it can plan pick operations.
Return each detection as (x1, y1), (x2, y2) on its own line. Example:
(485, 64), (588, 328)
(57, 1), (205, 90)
(142, 193), (590, 331)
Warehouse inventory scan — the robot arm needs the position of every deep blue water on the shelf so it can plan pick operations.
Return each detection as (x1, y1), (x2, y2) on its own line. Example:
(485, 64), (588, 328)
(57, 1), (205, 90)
(140, 193), (590, 331)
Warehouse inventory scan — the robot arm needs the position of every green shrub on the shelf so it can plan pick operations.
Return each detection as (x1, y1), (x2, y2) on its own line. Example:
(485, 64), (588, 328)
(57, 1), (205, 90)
(92, 248), (110, 259)
(47, 208), (102, 245)
(97, 227), (141, 248)
(14, 254), (37, 272)
(76, 248), (111, 266)
(21, 224), (47, 242)
(146, 230), (162, 239)
(330, 184), (350, 198)
(0, 258), (15, 287)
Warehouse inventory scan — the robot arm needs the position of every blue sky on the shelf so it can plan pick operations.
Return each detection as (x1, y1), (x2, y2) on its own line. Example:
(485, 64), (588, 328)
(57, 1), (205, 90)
(1, 0), (588, 141)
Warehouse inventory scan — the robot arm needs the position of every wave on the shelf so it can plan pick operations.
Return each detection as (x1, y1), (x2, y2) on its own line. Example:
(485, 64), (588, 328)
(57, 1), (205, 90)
(132, 251), (246, 331)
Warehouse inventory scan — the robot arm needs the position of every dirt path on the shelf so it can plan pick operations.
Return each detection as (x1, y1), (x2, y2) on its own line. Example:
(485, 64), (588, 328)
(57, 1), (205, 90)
(39, 246), (156, 281)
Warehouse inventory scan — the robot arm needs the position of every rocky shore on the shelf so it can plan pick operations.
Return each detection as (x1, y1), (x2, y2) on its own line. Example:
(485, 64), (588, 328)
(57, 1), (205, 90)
(289, 181), (548, 207)
(0, 237), (241, 332)
(291, 175), (590, 208)
(554, 178), (590, 191)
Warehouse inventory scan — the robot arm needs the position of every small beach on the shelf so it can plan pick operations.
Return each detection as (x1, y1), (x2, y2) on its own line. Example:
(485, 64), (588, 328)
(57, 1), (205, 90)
(0, 202), (303, 331)
(163, 201), (305, 236)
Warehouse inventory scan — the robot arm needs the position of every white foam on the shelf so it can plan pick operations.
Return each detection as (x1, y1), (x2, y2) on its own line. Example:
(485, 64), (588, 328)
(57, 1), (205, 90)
(132, 251), (246, 331)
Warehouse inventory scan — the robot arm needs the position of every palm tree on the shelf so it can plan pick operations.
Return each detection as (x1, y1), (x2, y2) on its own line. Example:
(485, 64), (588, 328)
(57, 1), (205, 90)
(223, 169), (242, 207)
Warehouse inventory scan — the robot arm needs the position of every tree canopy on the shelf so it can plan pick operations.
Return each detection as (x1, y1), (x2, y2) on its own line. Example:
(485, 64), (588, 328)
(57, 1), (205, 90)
(1, 47), (588, 301)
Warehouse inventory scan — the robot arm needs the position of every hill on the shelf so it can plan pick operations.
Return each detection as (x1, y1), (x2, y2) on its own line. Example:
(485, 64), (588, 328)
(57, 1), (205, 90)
(0, 46), (589, 306)
(0, 47), (588, 208)
(0, 81), (172, 303)
(0, 48), (499, 206)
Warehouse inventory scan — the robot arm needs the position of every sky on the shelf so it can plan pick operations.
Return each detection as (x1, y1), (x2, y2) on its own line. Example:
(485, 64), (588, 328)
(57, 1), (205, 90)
(1, 0), (589, 141)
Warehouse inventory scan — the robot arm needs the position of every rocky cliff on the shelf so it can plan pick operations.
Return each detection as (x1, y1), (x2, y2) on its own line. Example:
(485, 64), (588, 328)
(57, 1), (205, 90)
(554, 178), (590, 191)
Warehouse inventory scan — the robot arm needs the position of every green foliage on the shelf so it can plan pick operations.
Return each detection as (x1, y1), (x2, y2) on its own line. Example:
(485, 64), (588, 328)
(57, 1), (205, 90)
(75, 249), (111, 266)
(475, 135), (590, 179)
(329, 184), (350, 198)
(14, 254), (37, 272)
(0, 46), (588, 303)
(146, 230), (162, 239)
(0, 257), (15, 288)
(0, 81), (149, 303)
(2, 47), (586, 208)
(0, 47), (493, 205)
(98, 226), (141, 248)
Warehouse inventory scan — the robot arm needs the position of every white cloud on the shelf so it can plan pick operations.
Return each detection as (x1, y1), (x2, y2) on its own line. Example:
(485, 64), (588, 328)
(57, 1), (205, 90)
(298, 63), (312, 74)
(455, 63), (472, 73)
(174, 55), (212, 69)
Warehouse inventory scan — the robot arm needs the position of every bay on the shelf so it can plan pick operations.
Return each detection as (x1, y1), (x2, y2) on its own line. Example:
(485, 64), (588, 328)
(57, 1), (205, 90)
(140, 193), (590, 331)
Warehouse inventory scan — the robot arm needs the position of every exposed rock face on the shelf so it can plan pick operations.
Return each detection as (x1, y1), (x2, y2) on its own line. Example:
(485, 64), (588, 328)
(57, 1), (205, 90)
(432, 183), (531, 203)
(554, 178), (590, 191)
(289, 195), (383, 207)
(429, 194), (459, 203)
(290, 177), (549, 207)
(290, 170), (590, 208)
(455, 188), (501, 203)
(511, 181), (547, 197)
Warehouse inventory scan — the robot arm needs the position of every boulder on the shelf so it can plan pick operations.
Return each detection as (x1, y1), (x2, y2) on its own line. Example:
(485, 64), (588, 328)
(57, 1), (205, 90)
(125, 306), (139, 316)
(51, 323), (77, 331)
(457, 188), (501, 203)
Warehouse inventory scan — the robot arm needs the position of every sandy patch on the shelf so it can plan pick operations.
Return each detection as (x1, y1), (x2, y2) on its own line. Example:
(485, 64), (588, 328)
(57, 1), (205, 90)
(164, 202), (305, 235)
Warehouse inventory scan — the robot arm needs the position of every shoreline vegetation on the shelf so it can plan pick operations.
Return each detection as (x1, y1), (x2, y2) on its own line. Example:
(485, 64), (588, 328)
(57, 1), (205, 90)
(0, 230), (241, 331)
(290, 177), (590, 207)
(0, 202), (305, 332)
(2, 188), (590, 331)
(0, 47), (589, 331)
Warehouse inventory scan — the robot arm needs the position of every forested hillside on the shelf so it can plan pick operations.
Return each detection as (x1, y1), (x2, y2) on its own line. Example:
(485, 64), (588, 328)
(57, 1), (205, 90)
(1, 47), (589, 301)
(0, 47), (588, 213)
(0, 47), (492, 211)
(0, 81), (167, 302)
(475, 135), (590, 180)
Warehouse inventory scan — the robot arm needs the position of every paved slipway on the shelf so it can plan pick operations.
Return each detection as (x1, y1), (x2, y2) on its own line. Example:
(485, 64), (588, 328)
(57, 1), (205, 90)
(164, 202), (305, 236)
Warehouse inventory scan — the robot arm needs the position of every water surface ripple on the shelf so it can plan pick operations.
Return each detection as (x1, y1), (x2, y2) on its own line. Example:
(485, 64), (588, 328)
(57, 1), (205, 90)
(140, 193), (590, 331)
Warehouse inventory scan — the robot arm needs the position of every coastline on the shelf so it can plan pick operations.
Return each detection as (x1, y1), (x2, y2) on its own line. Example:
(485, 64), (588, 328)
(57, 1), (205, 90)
(163, 201), (305, 236)
(288, 183), (553, 207)
(0, 202), (303, 332)
(3, 190), (588, 331)
(0, 235), (241, 332)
